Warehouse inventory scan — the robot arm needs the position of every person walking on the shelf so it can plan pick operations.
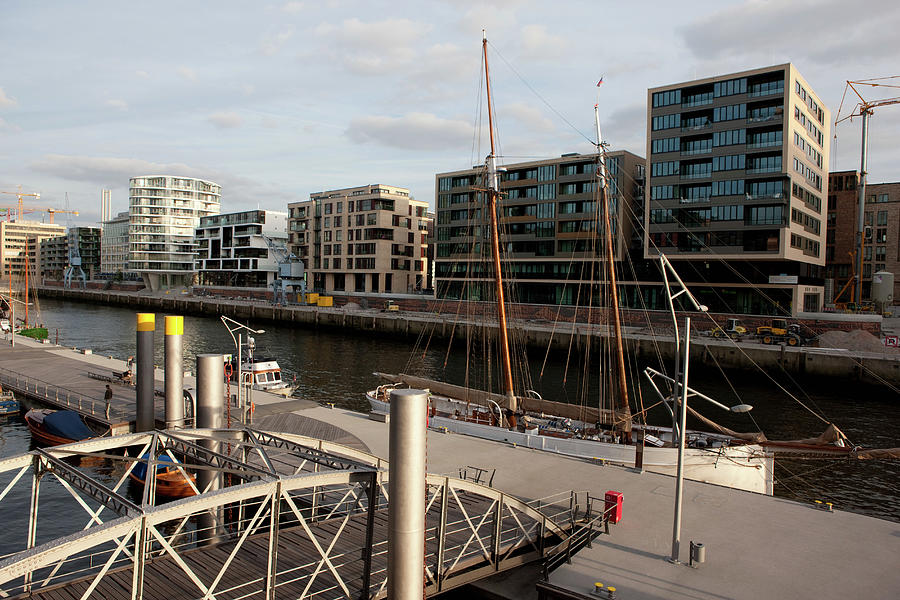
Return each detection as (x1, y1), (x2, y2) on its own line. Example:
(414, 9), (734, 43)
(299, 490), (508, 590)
(104, 385), (113, 419)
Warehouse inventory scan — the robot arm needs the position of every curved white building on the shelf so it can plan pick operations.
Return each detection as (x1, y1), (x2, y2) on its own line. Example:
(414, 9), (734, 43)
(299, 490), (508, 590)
(129, 175), (221, 291)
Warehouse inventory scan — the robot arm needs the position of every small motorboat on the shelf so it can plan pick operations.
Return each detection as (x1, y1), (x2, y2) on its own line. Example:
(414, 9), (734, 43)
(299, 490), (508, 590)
(25, 408), (103, 446)
(0, 387), (19, 415)
(129, 453), (197, 499)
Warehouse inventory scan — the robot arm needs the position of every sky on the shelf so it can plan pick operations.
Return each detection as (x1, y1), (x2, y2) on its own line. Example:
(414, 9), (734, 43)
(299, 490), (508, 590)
(2, 0), (900, 226)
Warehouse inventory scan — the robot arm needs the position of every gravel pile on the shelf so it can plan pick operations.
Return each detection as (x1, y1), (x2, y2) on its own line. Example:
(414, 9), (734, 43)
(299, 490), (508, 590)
(816, 329), (897, 354)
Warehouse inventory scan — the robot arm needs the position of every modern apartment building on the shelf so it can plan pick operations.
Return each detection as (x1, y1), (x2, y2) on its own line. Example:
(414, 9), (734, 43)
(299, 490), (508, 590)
(39, 235), (68, 280)
(645, 64), (830, 315)
(0, 221), (66, 278)
(288, 184), (430, 294)
(826, 170), (900, 303)
(196, 209), (289, 288)
(433, 151), (646, 305)
(129, 175), (221, 291)
(101, 211), (130, 276)
(68, 226), (101, 279)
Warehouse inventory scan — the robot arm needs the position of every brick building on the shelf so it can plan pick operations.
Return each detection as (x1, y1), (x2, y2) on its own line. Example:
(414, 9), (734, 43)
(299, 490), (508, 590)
(826, 170), (900, 303)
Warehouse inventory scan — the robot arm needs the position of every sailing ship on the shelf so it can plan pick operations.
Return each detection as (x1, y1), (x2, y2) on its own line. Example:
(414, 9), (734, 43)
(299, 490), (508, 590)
(367, 35), (865, 495)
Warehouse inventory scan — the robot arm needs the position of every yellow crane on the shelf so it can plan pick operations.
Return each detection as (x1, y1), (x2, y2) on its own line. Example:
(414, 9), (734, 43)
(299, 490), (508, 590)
(834, 77), (900, 305)
(0, 189), (79, 223)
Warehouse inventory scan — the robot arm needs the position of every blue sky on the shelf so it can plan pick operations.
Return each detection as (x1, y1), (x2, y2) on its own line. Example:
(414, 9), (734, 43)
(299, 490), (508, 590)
(1, 0), (899, 225)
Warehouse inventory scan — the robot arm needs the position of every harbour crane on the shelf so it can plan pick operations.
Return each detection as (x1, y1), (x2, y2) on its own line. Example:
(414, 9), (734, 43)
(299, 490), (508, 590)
(834, 76), (900, 305)
(260, 234), (306, 305)
(63, 193), (86, 289)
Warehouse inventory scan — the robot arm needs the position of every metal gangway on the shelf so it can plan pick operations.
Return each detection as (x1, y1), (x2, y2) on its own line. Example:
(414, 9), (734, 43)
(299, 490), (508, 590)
(0, 428), (601, 599)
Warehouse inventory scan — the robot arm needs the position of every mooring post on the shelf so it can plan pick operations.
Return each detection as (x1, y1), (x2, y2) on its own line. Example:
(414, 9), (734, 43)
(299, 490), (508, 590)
(387, 388), (427, 600)
(135, 313), (155, 432)
(196, 353), (224, 545)
(164, 316), (185, 429)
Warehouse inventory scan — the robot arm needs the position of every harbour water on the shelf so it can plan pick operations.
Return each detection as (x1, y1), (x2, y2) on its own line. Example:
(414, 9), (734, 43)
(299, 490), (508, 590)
(4, 297), (900, 523)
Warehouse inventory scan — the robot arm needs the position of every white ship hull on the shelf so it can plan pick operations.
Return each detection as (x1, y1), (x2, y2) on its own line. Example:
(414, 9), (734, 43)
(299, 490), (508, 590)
(367, 392), (774, 495)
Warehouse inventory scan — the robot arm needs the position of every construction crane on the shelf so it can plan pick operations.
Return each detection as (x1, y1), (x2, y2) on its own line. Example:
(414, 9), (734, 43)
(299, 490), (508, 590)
(0, 189), (79, 223)
(835, 76), (900, 305)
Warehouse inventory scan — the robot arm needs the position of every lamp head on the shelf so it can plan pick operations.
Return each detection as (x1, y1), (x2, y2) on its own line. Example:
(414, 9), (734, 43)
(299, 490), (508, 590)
(730, 404), (753, 413)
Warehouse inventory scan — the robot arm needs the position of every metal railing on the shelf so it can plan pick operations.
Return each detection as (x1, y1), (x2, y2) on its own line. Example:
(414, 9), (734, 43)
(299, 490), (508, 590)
(0, 365), (124, 420)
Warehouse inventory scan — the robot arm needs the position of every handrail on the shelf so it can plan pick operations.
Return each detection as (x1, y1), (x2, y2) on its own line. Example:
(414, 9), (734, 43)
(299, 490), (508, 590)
(0, 365), (122, 420)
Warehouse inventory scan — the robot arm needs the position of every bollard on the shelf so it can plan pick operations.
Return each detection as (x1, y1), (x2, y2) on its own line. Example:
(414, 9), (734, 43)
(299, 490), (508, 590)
(164, 316), (185, 429)
(196, 353), (224, 545)
(689, 541), (706, 567)
(387, 389), (427, 600)
(135, 313), (155, 431)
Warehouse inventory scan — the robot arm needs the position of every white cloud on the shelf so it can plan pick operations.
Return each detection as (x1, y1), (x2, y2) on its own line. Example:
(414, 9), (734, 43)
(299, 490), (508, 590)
(105, 99), (128, 111)
(314, 18), (430, 75)
(30, 155), (211, 183)
(177, 66), (197, 82)
(501, 102), (555, 132)
(135, 70), (150, 79)
(241, 83), (255, 96)
(261, 26), (295, 56)
(0, 88), (17, 108)
(345, 112), (473, 150)
(519, 24), (567, 59)
(208, 112), (243, 129)
(282, 1), (303, 13)
(0, 117), (21, 133)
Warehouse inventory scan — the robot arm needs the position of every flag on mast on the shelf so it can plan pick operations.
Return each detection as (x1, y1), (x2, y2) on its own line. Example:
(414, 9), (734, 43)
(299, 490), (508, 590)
(597, 77), (604, 87)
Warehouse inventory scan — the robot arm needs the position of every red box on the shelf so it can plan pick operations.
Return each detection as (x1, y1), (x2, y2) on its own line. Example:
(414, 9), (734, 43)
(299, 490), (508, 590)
(604, 491), (623, 524)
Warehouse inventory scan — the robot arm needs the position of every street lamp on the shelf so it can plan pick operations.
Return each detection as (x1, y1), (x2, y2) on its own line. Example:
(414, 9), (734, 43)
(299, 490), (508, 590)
(643, 337), (755, 566)
(220, 316), (265, 425)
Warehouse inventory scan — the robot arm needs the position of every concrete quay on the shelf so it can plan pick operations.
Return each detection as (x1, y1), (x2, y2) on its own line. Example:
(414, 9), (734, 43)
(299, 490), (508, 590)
(297, 404), (900, 600)
(38, 287), (900, 385)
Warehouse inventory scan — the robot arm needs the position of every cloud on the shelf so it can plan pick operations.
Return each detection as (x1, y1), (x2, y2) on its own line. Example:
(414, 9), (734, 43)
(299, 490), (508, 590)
(501, 102), (555, 132)
(30, 155), (211, 183)
(602, 102), (648, 155)
(177, 66), (197, 82)
(679, 0), (900, 65)
(519, 24), (567, 59)
(105, 99), (128, 111)
(0, 88), (17, 108)
(241, 83), (255, 96)
(208, 111), (243, 129)
(0, 117), (21, 133)
(260, 25), (295, 56)
(345, 112), (473, 150)
(135, 70), (150, 79)
(314, 18), (430, 75)
(282, 1), (303, 13)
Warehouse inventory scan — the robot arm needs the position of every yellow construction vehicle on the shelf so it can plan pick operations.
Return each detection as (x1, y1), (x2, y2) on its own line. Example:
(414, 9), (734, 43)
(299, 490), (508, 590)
(710, 318), (747, 340)
(756, 319), (806, 346)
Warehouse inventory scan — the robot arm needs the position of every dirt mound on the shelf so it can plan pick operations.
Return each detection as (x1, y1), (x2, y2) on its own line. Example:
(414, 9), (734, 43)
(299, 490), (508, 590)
(816, 329), (897, 354)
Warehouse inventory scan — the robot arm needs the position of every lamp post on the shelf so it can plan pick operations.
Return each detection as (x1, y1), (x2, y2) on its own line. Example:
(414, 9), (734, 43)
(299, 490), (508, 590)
(220, 316), (265, 425)
(657, 322), (754, 564)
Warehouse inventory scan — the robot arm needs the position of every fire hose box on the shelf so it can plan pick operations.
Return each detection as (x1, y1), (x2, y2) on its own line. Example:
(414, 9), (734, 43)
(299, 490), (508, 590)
(604, 491), (623, 524)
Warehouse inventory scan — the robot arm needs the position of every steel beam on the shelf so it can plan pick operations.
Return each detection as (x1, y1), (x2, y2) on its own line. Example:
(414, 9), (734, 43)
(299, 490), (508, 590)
(36, 449), (141, 517)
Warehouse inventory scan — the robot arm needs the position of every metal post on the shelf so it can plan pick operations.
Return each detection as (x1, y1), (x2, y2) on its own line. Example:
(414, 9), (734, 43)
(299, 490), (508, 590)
(237, 332), (242, 423)
(197, 353), (224, 545)
(670, 317), (691, 564)
(855, 109), (870, 306)
(164, 316), (184, 429)
(361, 471), (378, 597)
(387, 388), (427, 600)
(265, 480), (282, 600)
(135, 313), (155, 432)
(10, 303), (13, 348)
(25, 456), (40, 592)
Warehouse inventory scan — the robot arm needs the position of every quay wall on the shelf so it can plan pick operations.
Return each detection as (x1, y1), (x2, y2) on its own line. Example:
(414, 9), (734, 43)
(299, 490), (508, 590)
(38, 287), (900, 385)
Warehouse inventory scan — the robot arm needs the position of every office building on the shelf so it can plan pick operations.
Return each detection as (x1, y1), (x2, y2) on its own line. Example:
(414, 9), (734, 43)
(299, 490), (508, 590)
(101, 211), (130, 276)
(39, 235), (68, 280)
(434, 151), (645, 305)
(196, 209), (289, 288)
(288, 184), (430, 294)
(0, 221), (66, 279)
(645, 64), (830, 314)
(129, 175), (220, 291)
(100, 189), (111, 223)
(826, 171), (900, 303)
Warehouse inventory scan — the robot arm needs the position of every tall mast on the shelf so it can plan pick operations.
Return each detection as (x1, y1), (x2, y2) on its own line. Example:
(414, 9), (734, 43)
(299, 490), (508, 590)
(483, 34), (517, 416)
(594, 105), (631, 434)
